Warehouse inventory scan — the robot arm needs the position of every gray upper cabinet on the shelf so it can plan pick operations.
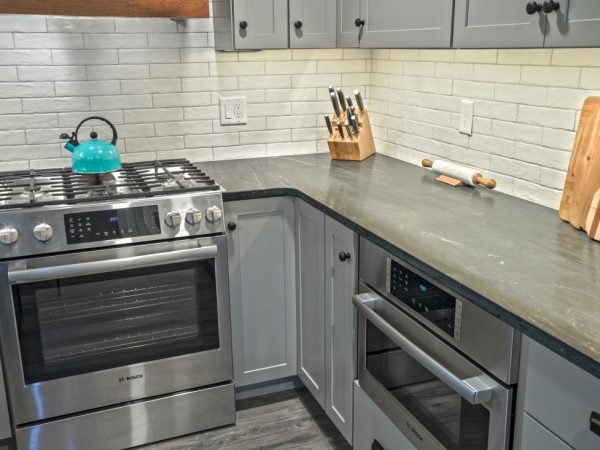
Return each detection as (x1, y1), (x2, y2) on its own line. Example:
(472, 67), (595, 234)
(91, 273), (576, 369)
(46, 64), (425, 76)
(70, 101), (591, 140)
(358, 0), (453, 48)
(544, 0), (600, 47)
(226, 198), (297, 387)
(295, 199), (326, 407)
(324, 216), (357, 445)
(290, 0), (337, 48)
(233, 0), (288, 49)
(337, 0), (361, 48)
(453, 0), (546, 48)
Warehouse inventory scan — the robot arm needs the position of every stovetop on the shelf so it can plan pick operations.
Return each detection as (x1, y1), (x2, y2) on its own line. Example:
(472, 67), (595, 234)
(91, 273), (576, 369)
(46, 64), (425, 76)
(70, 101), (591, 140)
(0, 159), (220, 210)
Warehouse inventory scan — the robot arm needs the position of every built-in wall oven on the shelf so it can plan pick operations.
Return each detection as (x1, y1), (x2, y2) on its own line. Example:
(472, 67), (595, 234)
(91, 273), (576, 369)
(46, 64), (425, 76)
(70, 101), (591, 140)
(355, 237), (520, 450)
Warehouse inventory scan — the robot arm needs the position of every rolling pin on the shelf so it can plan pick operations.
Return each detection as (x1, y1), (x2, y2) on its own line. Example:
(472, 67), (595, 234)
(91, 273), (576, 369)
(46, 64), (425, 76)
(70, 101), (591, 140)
(422, 159), (497, 189)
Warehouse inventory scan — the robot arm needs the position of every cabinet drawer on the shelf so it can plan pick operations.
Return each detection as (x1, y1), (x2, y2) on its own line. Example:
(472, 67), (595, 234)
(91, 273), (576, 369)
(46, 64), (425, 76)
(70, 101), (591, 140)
(522, 338), (600, 450)
(520, 413), (573, 450)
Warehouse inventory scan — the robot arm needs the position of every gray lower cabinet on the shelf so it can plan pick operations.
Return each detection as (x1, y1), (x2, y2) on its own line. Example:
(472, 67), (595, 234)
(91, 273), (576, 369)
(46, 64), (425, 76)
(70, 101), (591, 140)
(544, 0), (600, 47)
(225, 198), (297, 387)
(296, 199), (357, 444)
(233, 0), (289, 49)
(290, 0), (337, 48)
(358, 0), (453, 48)
(453, 0), (546, 48)
(518, 413), (573, 450)
(295, 200), (326, 406)
(324, 215), (357, 444)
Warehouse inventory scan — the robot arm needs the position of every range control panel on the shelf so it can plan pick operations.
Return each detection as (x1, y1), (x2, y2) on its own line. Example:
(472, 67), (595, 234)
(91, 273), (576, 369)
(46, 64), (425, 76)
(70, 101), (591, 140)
(64, 206), (161, 245)
(386, 258), (461, 340)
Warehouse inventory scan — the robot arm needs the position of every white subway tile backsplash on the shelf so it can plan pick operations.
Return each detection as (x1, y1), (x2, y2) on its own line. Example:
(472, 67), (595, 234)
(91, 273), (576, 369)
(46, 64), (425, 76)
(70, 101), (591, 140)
(14, 32), (83, 49)
(47, 17), (115, 33)
(114, 18), (178, 34)
(580, 68), (600, 89)
(0, 82), (54, 98)
(121, 78), (181, 94)
(154, 92), (211, 108)
(53, 49), (118, 65)
(84, 33), (148, 49)
(0, 49), (51, 65)
(91, 94), (152, 110)
(148, 33), (208, 49)
(0, 15), (46, 33)
(0, 33), (13, 48)
(0, 67), (18, 82)
(521, 66), (581, 88)
(0, 130), (26, 146)
(155, 120), (212, 137)
(19, 65), (86, 82)
(125, 136), (184, 152)
(498, 49), (552, 66)
(118, 49), (180, 64)
(517, 105), (576, 131)
(86, 64), (150, 80)
(551, 49), (600, 67)
(55, 80), (120, 96)
(150, 63), (209, 78)
(22, 97), (90, 113)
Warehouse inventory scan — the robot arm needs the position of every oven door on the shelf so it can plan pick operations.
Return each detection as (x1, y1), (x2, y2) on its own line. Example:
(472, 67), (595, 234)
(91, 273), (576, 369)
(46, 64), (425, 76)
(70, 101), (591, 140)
(354, 288), (513, 450)
(0, 235), (232, 425)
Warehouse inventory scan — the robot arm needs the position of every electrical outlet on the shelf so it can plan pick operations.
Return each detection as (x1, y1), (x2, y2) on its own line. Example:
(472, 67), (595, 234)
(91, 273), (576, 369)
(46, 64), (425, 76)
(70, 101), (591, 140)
(459, 99), (474, 136)
(220, 96), (247, 125)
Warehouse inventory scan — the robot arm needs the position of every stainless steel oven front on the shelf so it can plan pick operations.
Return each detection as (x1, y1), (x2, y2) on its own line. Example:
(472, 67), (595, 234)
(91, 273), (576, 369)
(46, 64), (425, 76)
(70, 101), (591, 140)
(0, 234), (232, 426)
(355, 237), (520, 450)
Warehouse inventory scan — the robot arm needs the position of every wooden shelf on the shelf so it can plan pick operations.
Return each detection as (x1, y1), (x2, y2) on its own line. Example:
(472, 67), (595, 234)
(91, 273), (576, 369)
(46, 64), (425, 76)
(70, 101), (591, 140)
(0, 0), (209, 18)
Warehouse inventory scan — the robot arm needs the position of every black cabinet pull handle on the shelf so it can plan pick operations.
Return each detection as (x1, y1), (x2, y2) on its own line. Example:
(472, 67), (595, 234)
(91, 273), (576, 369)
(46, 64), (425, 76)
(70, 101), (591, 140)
(294, 20), (303, 29)
(542, 0), (560, 13)
(239, 20), (248, 30)
(355, 18), (365, 28)
(591, 411), (600, 437)
(339, 251), (351, 262)
(526, 1), (542, 14)
(227, 222), (237, 231)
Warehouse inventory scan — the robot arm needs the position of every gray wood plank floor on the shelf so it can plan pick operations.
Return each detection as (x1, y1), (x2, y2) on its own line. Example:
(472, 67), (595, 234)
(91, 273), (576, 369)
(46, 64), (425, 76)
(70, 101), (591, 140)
(138, 388), (352, 450)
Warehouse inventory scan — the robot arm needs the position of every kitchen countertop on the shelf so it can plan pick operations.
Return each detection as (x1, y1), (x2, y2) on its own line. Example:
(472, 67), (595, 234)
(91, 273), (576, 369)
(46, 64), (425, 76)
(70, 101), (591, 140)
(204, 153), (600, 378)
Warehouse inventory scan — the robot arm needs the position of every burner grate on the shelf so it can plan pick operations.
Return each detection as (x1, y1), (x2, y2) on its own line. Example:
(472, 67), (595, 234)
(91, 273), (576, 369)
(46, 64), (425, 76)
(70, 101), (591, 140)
(0, 159), (219, 210)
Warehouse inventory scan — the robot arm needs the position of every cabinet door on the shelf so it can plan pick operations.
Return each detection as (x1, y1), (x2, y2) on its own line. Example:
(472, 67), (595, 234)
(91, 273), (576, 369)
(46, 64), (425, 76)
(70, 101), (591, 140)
(517, 413), (574, 450)
(295, 200), (326, 407)
(325, 216), (357, 444)
(545, 0), (600, 47)
(226, 198), (296, 387)
(359, 0), (453, 48)
(290, 0), (337, 48)
(453, 0), (546, 48)
(337, 0), (361, 48)
(233, 0), (288, 49)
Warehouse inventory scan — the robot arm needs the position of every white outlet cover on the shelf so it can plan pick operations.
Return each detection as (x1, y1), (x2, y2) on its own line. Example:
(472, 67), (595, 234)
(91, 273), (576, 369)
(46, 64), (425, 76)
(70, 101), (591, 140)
(459, 99), (474, 136)
(220, 96), (247, 125)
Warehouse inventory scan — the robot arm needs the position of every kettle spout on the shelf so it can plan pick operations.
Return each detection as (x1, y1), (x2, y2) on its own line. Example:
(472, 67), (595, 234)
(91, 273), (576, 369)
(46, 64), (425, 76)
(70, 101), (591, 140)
(60, 132), (78, 153)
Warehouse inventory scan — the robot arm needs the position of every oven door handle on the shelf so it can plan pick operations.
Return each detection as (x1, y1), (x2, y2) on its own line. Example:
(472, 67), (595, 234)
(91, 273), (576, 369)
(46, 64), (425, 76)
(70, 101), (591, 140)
(353, 292), (499, 405)
(8, 245), (218, 284)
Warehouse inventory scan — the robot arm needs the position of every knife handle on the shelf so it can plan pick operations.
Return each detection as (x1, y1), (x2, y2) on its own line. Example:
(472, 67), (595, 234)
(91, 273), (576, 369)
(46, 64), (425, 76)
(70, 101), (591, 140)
(325, 115), (333, 135)
(345, 121), (353, 140)
(337, 121), (344, 139)
(354, 90), (365, 112)
(346, 96), (354, 108)
(336, 88), (347, 111)
(330, 92), (341, 117)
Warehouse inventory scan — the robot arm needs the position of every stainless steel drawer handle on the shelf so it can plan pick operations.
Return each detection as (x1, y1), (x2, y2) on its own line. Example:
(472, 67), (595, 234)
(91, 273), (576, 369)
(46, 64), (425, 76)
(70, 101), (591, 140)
(353, 293), (499, 405)
(8, 245), (218, 284)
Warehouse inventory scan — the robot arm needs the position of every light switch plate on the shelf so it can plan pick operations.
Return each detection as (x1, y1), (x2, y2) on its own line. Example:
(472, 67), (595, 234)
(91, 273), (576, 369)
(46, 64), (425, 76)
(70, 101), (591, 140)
(459, 99), (474, 136)
(220, 96), (247, 125)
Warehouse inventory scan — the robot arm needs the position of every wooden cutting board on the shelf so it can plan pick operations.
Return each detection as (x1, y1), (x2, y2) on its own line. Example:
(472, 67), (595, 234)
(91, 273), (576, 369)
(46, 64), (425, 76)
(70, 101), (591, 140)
(586, 190), (600, 240)
(559, 97), (600, 230)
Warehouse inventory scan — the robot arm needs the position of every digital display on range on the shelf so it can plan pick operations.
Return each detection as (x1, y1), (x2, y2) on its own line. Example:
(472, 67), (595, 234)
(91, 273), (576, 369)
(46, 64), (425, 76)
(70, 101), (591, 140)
(64, 206), (161, 245)
(388, 259), (457, 337)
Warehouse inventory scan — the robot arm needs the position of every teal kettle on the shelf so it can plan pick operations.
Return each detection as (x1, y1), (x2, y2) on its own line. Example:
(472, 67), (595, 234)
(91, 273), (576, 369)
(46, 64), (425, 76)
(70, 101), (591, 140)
(60, 116), (122, 174)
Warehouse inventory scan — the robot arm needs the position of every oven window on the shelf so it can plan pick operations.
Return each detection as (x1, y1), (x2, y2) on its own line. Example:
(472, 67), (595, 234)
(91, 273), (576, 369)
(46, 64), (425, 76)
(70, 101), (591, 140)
(13, 260), (220, 384)
(366, 321), (489, 450)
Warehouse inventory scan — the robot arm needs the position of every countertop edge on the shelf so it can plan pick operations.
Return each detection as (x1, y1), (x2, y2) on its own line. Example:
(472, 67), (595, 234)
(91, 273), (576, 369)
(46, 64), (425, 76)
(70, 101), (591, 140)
(223, 188), (600, 380)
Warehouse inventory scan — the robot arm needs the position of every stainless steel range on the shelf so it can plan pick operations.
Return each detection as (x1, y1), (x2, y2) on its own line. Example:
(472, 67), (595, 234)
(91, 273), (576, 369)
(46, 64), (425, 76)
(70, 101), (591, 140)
(0, 159), (234, 450)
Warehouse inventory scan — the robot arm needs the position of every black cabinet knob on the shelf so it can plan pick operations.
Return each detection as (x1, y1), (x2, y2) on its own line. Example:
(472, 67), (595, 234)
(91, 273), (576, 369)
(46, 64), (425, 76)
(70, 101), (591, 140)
(542, 0), (560, 13)
(227, 222), (237, 231)
(294, 20), (303, 29)
(526, 1), (542, 14)
(339, 251), (351, 262)
(355, 18), (365, 28)
(239, 20), (248, 30)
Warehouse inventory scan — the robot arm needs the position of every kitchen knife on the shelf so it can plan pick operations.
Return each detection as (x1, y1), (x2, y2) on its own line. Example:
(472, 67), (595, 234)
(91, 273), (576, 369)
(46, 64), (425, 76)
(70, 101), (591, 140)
(351, 115), (359, 134)
(354, 90), (365, 113)
(351, 106), (361, 127)
(337, 120), (344, 139)
(345, 121), (353, 140)
(346, 95), (354, 109)
(330, 92), (341, 117)
(336, 88), (347, 111)
(328, 85), (335, 96)
(324, 115), (333, 135)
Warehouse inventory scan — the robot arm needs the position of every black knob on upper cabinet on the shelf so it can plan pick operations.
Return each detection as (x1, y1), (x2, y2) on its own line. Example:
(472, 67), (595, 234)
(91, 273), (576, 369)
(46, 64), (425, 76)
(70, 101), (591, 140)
(294, 21), (303, 29)
(526, 1), (542, 14)
(355, 18), (365, 28)
(339, 251), (351, 262)
(542, 0), (560, 13)
(227, 222), (237, 231)
(239, 20), (248, 30)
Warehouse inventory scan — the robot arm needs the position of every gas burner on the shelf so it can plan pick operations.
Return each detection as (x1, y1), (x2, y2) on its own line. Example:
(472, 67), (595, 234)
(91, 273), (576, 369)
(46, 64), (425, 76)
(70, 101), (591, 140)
(0, 159), (220, 210)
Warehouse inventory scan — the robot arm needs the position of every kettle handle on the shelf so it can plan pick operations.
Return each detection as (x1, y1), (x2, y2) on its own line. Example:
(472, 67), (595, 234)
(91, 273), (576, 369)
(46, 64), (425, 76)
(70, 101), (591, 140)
(75, 116), (118, 145)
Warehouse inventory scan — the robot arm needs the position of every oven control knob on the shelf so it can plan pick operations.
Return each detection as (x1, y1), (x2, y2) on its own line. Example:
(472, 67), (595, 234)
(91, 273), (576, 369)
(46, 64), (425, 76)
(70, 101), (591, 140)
(205, 206), (223, 223)
(33, 223), (53, 242)
(164, 211), (182, 229)
(185, 208), (203, 226)
(0, 226), (18, 245)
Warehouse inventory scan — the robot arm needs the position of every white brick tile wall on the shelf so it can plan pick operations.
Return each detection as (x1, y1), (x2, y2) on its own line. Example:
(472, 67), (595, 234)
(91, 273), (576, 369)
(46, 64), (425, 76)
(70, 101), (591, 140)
(1, 12), (599, 210)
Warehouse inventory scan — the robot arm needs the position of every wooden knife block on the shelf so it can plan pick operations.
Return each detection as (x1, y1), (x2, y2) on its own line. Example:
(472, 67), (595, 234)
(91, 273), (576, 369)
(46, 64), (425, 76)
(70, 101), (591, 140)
(327, 109), (376, 161)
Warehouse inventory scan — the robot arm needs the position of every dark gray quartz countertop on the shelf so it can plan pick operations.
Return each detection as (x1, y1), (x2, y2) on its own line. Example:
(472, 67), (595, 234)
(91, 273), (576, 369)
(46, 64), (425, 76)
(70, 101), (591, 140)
(204, 153), (600, 378)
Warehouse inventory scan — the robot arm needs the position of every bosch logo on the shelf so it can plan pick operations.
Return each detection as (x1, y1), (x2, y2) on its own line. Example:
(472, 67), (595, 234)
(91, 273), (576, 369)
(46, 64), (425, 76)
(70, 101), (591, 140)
(119, 374), (143, 382)
(405, 421), (424, 442)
